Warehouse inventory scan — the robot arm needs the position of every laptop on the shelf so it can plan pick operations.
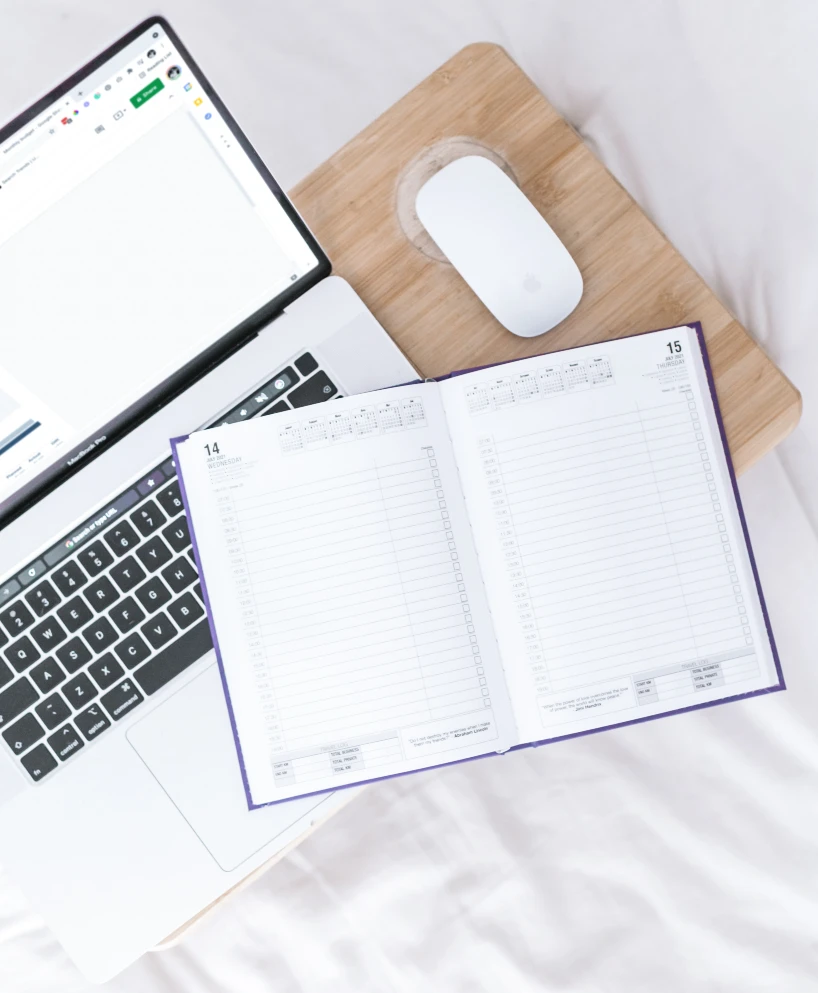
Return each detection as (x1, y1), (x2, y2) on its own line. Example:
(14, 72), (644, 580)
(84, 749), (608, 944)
(0, 17), (415, 981)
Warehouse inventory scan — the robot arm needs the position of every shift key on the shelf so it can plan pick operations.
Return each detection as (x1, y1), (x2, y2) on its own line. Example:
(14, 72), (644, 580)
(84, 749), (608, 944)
(0, 676), (38, 729)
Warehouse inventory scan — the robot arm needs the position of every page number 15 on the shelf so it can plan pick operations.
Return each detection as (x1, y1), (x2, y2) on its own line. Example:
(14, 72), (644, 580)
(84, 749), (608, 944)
(666, 340), (682, 355)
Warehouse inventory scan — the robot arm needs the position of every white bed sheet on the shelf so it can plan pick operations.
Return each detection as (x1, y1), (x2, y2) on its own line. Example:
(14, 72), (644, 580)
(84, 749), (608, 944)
(2, 0), (818, 989)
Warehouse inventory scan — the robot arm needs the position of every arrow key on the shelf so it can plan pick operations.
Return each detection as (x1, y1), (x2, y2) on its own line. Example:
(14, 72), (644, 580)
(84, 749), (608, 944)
(2, 712), (45, 754)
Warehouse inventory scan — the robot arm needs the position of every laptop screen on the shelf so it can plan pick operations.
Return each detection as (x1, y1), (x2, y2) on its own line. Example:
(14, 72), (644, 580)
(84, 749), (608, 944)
(0, 19), (327, 523)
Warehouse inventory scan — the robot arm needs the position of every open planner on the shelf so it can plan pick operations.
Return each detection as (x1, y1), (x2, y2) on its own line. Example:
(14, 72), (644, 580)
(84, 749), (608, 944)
(173, 323), (783, 807)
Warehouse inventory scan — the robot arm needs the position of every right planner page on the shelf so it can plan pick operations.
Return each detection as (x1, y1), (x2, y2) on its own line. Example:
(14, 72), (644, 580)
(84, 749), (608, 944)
(441, 324), (783, 746)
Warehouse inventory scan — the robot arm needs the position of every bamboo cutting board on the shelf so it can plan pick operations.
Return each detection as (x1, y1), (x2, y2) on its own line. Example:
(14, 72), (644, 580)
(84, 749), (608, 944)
(290, 43), (800, 474)
(163, 40), (800, 946)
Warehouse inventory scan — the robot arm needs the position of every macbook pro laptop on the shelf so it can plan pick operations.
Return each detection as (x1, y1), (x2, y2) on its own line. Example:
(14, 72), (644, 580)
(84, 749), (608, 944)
(0, 17), (415, 980)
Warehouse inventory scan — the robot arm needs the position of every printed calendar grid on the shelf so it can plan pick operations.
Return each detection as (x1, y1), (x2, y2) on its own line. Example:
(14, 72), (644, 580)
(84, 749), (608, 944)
(279, 396), (427, 453)
(465, 355), (614, 415)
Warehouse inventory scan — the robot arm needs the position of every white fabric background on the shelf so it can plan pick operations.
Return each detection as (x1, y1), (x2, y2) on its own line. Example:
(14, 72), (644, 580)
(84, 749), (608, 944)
(2, 1), (818, 989)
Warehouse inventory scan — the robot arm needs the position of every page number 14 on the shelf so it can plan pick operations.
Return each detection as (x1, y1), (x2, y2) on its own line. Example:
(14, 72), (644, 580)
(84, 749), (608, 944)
(666, 340), (682, 355)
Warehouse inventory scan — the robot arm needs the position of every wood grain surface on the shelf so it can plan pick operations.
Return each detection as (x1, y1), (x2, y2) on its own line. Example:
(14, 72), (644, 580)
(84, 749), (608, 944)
(290, 42), (800, 474)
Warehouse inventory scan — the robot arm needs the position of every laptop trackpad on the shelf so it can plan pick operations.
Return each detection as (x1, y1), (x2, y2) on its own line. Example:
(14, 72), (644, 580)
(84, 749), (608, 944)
(126, 663), (330, 871)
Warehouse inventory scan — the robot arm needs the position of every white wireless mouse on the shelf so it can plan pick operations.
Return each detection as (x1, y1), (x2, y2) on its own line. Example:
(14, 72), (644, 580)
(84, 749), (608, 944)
(415, 156), (583, 338)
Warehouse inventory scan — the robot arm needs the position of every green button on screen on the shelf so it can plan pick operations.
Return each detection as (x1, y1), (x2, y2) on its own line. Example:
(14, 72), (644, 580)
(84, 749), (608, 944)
(130, 78), (165, 108)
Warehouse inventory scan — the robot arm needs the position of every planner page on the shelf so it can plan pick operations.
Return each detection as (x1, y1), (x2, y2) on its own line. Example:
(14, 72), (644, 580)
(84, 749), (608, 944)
(174, 383), (517, 806)
(441, 325), (782, 745)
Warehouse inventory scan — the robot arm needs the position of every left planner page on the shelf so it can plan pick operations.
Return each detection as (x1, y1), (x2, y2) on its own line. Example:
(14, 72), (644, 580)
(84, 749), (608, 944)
(174, 383), (517, 806)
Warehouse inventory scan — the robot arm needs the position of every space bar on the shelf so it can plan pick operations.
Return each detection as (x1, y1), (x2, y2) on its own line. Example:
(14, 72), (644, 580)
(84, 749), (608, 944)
(133, 620), (213, 696)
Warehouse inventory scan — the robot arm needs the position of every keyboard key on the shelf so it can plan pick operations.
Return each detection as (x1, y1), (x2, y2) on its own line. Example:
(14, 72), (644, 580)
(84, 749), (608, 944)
(2, 713), (44, 754)
(114, 633), (151, 670)
(0, 601), (34, 638)
(161, 558), (197, 595)
(141, 612), (177, 650)
(160, 456), (176, 478)
(134, 619), (212, 696)
(136, 535), (173, 573)
(162, 517), (191, 554)
(109, 596), (145, 634)
(103, 521), (141, 557)
(135, 576), (172, 614)
(56, 595), (94, 633)
(56, 636), (92, 674)
(74, 703), (111, 742)
(261, 399), (290, 417)
(25, 580), (60, 618)
(34, 692), (71, 731)
(167, 592), (205, 630)
(101, 678), (144, 721)
(294, 352), (318, 377)
(82, 617), (118, 654)
(78, 542), (114, 578)
(31, 657), (66, 692)
(0, 628), (7, 650)
(88, 653), (124, 690)
(155, 482), (184, 518)
(130, 499), (167, 537)
(83, 576), (120, 613)
(52, 561), (87, 597)
(194, 583), (205, 601)
(47, 723), (84, 762)
(288, 370), (338, 407)
(109, 556), (146, 594)
(21, 743), (57, 782)
(62, 673), (98, 710)
(0, 677), (38, 729)
(0, 659), (13, 690)
(30, 617), (68, 654)
(4, 635), (40, 673)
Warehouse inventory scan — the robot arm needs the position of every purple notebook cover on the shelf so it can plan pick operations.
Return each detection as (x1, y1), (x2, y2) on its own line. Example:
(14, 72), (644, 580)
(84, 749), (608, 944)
(172, 321), (784, 810)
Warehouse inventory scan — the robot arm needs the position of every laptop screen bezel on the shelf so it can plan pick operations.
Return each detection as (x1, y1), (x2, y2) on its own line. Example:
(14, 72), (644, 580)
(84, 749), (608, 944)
(0, 16), (331, 528)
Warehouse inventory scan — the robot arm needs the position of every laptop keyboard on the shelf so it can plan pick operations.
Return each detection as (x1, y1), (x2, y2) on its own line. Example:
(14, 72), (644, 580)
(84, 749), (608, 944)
(0, 353), (338, 783)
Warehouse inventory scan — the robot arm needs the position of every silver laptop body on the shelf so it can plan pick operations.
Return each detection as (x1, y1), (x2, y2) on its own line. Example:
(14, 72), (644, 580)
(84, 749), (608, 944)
(0, 17), (415, 980)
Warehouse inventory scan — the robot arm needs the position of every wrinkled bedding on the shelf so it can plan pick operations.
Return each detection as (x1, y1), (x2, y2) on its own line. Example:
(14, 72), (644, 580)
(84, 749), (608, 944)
(2, 1), (818, 989)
